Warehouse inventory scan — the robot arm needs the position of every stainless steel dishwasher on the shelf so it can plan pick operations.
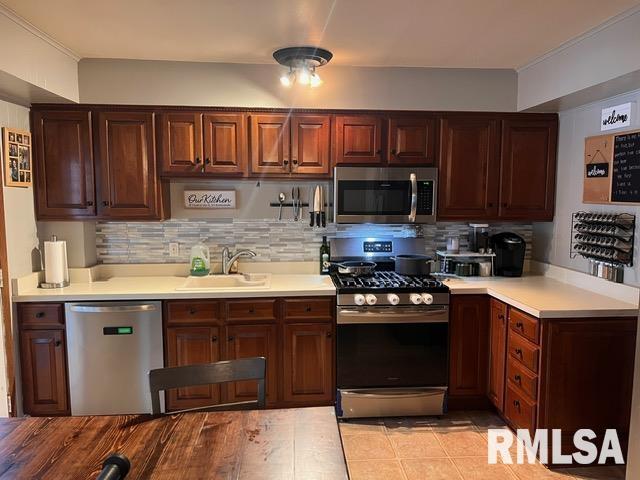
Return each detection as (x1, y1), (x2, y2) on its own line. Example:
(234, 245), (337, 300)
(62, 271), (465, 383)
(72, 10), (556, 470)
(65, 301), (163, 415)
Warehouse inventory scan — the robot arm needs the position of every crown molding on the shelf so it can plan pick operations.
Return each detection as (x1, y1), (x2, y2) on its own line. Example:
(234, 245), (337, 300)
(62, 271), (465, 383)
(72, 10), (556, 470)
(516, 4), (640, 73)
(0, 2), (81, 61)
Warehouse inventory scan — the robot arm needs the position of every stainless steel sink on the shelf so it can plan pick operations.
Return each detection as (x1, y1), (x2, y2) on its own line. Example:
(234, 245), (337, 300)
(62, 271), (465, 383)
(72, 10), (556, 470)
(176, 273), (271, 291)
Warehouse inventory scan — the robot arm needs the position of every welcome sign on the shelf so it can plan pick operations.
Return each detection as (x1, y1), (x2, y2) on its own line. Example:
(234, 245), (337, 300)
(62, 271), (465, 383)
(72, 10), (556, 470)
(585, 163), (609, 178)
(601, 103), (632, 131)
(184, 190), (236, 209)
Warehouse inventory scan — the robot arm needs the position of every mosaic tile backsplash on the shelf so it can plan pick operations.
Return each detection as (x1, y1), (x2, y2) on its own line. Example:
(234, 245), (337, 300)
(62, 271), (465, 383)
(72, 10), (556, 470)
(96, 220), (533, 264)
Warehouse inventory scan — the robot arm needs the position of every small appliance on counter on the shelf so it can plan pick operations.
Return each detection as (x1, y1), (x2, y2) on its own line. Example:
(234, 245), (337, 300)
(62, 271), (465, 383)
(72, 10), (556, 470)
(491, 232), (526, 277)
(468, 224), (489, 252)
(40, 235), (69, 289)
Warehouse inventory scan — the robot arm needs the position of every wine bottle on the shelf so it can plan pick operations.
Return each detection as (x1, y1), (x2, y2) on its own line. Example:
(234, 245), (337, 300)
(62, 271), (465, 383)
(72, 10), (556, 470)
(319, 236), (330, 275)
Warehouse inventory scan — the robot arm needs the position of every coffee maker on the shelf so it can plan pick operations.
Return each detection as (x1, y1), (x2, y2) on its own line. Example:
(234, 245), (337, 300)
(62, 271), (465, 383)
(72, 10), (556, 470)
(491, 232), (525, 277)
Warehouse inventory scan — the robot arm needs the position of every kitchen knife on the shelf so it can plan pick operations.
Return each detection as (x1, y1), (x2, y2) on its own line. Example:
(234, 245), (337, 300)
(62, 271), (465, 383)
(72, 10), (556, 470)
(309, 186), (315, 227)
(314, 185), (322, 228)
(319, 185), (326, 227)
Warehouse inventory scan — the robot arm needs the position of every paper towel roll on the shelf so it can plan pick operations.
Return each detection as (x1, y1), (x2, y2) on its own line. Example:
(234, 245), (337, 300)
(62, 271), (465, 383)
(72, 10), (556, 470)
(44, 239), (69, 285)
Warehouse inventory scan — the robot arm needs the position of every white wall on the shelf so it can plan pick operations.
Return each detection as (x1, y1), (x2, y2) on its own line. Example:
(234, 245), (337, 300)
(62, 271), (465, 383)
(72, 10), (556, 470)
(0, 6), (79, 103)
(532, 89), (640, 287)
(518, 8), (640, 111)
(78, 59), (517, 111)
(0, 99), (37, 417)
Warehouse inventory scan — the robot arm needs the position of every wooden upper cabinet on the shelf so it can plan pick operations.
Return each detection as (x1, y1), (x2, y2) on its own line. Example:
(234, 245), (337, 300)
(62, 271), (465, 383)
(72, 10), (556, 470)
(334, 115), (383, 165)
(20, 329), (69, 416)
(291, 115), (331, 175)
(32, 110), (96, 219)
(499, 118), (557, 221)
(488, 299), (508, 413)
(438, 116), (500, 220)
(250, 114), (290, 175)
(160, 112), (203, 174)
(203, 113), (248, 175)
(388, 116), (437, 166)
(96, 111), (162, 219)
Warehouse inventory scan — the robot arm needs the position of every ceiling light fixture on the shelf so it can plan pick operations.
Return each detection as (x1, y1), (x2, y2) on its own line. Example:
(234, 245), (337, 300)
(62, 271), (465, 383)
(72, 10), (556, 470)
(273, 46), (333, 88)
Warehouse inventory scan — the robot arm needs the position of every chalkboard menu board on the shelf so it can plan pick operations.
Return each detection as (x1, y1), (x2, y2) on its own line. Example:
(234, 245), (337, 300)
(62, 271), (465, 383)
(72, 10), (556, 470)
(612, 132), (640, 203)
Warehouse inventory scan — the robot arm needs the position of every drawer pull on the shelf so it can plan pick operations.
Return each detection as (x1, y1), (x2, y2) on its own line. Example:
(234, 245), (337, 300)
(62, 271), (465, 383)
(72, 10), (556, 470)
(513, 400), (520, 409)
(305, 306), (312, 312)
(54, 340), (61, 347)
(326, 332), (332, 338)
(248, 308), (255, 314)
(514, 374), (521, 382)
(228, 336), (234, 341)
(516, 322), (523, 328)
(189, 308), (197, 315)
(515, 348), (523, 356)
(35, 312), (45, 319)
(498, 314), (504, 320)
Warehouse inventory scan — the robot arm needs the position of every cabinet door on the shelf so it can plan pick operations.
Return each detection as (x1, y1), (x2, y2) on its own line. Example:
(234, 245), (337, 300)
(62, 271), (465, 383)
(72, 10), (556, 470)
(160, 112), (203, 174)
(488, 299), (508, 412)
(20, 329), (69, 415)
(438, 116), (500, 220)
(203, 113), (248, 176)
(32, 110), (96, 219)
(388, 116), (436, 166)
(291, 115), (331, 176)
(499, 118), (557, 220)
(449, 295), (490, 398)
(165, 326), (221, 411)
(249, 114), (290, 175)
(225, 324), (278, 405)
(334, 115), (383, 165)
(96, 111), (160, 219)
(283, 323), (334, 404)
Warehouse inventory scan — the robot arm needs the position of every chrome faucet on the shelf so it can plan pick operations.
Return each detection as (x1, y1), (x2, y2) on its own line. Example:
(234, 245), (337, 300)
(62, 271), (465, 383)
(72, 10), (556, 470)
(221, 247), (256, 274)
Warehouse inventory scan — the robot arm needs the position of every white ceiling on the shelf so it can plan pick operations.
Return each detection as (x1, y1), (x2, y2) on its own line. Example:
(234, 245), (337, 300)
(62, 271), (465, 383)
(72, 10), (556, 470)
(3, 0), (640, 69)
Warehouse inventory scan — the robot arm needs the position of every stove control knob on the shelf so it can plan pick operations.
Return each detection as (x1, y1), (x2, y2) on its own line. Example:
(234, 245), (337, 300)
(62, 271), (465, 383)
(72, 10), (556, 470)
(354, 294), (366, 306)
(421, 293), (434, 305)
(365, 294), (378, 306)
(410, 293), (423, 305)
(387, 293), (400, 306)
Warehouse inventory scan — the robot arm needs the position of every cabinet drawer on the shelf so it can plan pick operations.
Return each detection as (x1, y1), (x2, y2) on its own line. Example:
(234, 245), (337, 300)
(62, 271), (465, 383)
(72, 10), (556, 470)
(283, 298), (333, 321)
(505, 382), (536, 432)
(508, 330), (539, 374)
(509, 308), (539, 344)
(18, 303), (64, 329)
(226, 299), (277, 322)
(506, 356), (538, 401)
(165, 301), (220, 325)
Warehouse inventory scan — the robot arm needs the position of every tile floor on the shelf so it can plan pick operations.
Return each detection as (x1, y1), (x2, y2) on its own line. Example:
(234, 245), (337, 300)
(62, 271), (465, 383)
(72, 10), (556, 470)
(338, 411), (626, 480)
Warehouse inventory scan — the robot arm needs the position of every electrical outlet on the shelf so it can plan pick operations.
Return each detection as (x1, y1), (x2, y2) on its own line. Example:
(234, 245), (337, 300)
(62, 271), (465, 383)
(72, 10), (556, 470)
(169, 242), (179, 257)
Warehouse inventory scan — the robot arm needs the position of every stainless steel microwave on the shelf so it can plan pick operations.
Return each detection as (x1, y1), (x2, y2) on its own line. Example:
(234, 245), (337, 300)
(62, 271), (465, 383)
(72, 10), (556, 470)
(334, 167), (437, 224)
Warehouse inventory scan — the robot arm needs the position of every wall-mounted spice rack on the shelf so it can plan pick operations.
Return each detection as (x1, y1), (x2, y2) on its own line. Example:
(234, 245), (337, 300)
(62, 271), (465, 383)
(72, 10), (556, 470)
(570, 211), (635, 282)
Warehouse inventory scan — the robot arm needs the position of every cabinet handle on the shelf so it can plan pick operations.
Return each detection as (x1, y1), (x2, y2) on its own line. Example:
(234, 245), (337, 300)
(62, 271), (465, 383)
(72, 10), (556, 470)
(305, 306), (312, 312)
(102, 201), (109, 207)
(283, 160), (289, 166)
(516, 322), (523, 329)
(211, 336), (218, 342)
(391, 149), (397, 155)
(87, 201), (94, 206)
(292, 159), (298, 166)
(195, 157), (201, 165)
(189, 308), (197, 315)
(205, 158), (211, 165)
(497, 314), (504, 320)
(514, 374), (521, 382)
(228, 336), (234, 341)
(513, 400), (520, 408)
(55, 340), (61, 347)
(248, 307), (255, 314)
(35, 312), (45, 319)
(326, 332), (332, 338)
(515, 348), (523, 356)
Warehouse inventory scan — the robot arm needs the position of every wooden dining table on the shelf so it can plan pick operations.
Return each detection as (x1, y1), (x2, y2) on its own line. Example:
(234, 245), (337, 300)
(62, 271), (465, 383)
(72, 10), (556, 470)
(0, 406), (349, 479)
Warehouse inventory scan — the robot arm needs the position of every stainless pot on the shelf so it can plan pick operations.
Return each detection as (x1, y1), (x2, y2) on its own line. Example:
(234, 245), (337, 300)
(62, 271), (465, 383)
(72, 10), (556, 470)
(392, 254), (433, 276)
(333, 261), (377, 276)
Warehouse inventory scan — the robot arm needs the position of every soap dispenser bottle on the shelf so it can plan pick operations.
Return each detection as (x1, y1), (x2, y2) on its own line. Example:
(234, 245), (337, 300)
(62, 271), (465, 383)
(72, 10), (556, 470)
(189, 243), (211, 276)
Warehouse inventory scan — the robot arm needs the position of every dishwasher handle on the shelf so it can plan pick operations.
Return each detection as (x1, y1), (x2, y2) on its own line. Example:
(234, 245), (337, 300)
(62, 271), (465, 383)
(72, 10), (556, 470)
(69, 304), (157, 313)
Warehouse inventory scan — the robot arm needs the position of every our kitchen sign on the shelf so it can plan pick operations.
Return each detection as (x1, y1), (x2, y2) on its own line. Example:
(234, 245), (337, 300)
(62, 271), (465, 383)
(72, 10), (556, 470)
(601, 103), (632, 131)
(184, 190), (236, 209)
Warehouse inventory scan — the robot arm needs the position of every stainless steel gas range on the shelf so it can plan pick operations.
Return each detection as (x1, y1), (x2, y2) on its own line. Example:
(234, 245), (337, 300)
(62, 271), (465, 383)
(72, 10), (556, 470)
(330, 237), (450, 419)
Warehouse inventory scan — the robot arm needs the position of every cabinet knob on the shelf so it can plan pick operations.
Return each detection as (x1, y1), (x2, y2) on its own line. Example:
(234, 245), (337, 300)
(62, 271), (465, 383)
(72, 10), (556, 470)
(513, 400), (520, 408)
(497, 314), (504, 320)
(228, 336), (234, 341)
(248, 307), (255, 314)
(488, 202), (494, 208)
(54, 340), (61, 347)
(283, 160), (289, 166)
(514, 374), (521, 382)
(211, 336), (218, 342)
(189, 308), (197, 315)
(87, 201), (94, 206)
(305, 306), (312, 312)
(205, 158), (211, 165)
(35, 312), (45, 319)
(516, 322), (523, 329)
(195, 157), (201, 165)
(292, 159), (298, 166)
(515, 348), (523, 356)
(102, 201), (109, 207)
(391, 149), (397, 155)
(326, 332), (332, 338)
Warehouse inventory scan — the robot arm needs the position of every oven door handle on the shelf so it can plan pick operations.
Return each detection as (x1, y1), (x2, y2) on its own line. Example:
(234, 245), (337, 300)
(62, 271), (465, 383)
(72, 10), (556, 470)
(337, 307), (448, 324)
(408, 172), (417, 223)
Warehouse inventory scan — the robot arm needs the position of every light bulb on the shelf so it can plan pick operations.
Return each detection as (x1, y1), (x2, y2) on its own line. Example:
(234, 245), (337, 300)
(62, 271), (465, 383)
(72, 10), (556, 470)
(297, 68), (311, 85)
(309, 72), (322, 87)
(280, 71), (294, 87)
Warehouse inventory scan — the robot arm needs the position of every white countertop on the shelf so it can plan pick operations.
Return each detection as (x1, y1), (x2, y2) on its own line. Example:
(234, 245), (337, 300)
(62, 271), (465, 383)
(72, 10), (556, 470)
(11, 263), (639, 319)
(444, 275), (639, 319)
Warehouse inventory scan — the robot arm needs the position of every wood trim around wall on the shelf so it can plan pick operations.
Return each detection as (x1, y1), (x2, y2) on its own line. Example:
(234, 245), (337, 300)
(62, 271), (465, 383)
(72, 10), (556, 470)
(0, 180), (15, 416)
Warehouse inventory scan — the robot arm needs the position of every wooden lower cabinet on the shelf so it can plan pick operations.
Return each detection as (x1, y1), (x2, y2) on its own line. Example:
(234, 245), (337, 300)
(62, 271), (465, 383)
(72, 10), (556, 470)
(163, 296), (335, 411)
(282, 323), (334, 404)
(18, 302), (70, 416)
(487, 299), (508, 412)
(165, 326), (221, 411)
(225, 324), (278, 406)
(448, 295), (490, 409)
